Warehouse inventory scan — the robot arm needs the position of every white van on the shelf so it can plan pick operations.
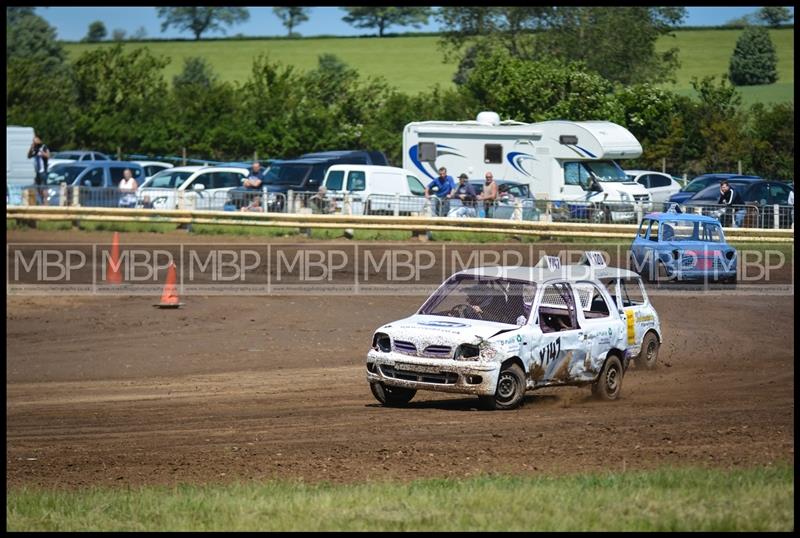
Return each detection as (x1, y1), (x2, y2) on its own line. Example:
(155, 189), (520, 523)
(322, 164), (428, 215)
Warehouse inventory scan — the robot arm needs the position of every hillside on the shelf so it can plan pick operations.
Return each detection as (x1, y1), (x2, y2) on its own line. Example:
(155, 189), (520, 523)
(62, 28), (794, 106)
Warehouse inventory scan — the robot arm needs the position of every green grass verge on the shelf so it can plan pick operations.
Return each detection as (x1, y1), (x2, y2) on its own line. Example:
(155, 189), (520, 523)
(63, 28), (793, 105)
(6, 465), (793, 531)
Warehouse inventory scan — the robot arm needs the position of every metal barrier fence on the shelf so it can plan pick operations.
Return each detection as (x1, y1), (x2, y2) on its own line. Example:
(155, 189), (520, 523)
(10, 185), (794, 230)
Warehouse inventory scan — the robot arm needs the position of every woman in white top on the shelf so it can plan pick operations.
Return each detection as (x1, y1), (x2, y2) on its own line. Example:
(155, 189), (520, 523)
(118, 168), (139, 207)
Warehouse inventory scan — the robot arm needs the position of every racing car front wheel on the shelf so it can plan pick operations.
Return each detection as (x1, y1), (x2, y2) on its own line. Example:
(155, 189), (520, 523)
(592, 355), (623, 401)
(635, 332), (659, 370)
(370, 382), (416, 407)
(480, 363), (525, 410)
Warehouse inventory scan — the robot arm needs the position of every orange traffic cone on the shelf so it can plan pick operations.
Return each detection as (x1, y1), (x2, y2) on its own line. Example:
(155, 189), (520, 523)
(106, 232), (122, 284)
(154, 263), (183, 308)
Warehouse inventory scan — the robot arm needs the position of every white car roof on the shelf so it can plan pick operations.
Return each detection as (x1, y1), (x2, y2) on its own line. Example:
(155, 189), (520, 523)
(133, 161), (174, 168)
(625, 170), (671, 176)
(456, 265), (640, 284)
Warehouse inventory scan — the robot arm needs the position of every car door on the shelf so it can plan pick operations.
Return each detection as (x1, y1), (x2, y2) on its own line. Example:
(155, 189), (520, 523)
(573, 281), (625, 379)
(529, 282), (592, 386)
(630, 218), (657, 275)
(610, 276), (652, 351)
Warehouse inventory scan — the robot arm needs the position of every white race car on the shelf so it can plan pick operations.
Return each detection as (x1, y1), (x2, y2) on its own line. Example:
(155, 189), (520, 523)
(366, 252), (662, 410)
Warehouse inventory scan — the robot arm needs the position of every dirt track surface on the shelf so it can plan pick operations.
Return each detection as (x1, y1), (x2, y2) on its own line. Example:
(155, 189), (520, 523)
(6, 229), (795, 490)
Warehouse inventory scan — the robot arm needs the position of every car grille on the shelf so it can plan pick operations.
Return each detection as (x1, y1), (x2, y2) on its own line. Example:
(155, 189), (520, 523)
(380, 365), (458, 385)
(422, 345), (452, 358)
(393, 340), (417, 355)
(633, 194), (650, 202)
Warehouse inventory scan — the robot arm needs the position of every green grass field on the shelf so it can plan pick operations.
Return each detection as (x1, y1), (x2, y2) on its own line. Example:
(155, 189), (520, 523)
(62, 28), (794, 105)
(6, 465), (793, 531)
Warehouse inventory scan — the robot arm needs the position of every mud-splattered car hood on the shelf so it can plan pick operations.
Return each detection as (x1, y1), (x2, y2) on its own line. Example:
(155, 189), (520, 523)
(377, 314), (519, 347)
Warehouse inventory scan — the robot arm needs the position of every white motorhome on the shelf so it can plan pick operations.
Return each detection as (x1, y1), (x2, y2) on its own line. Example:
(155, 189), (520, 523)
(402, 112), (653, 222)
(7, 125), (35, 187)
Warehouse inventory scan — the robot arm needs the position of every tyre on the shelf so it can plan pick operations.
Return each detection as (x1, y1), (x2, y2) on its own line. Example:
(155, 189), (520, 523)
(592, 355), (623, 401)
(480, 363), (526, 410)
(369, 382), (416, 407)
(635, 332), (659, 370)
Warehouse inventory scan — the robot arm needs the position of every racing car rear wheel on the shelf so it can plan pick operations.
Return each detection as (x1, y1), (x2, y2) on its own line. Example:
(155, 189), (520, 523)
(480, 363), (525, 410)
(635, 332), (659, 370)
(369, 382), (416, 407)
(592, 355), (623, 401)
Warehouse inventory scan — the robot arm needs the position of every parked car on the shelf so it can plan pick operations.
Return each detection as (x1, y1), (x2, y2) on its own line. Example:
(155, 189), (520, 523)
(629, 209), (737, 284)
(468, 179), (539, 220)
(365, 252), (662, 410)
(136, 166), (247, 210)
(47, 150), (112, 170)
(133, 161), (174, 181)
(38, 161), (144, 206)
(682, 178), (793, 228)
(322, 164), (427, 215)
(223, 150), (390, 211)
(625, 170), (682, 206)
(668, 173), (761, 205)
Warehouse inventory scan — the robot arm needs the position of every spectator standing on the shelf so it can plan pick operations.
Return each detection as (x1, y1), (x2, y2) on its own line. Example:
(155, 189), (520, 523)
(243, 161), (266, 189)
(309, 186), (336, 214)
(448, 173), (478, 217)
(478, 172), (498, 218)
(717, 179), (744, 227)
(424, 166), (456, 216)
(118, 168), (139, 208)
(27, 135), (50, 204)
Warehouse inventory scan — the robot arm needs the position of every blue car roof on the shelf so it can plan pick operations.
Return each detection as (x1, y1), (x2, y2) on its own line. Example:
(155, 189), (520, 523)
(644, 212), (721, 224)
(691, 173), (761, 181)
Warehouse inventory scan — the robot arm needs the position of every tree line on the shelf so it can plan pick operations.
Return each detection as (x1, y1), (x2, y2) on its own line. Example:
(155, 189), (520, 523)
(7, 7), (794, 180)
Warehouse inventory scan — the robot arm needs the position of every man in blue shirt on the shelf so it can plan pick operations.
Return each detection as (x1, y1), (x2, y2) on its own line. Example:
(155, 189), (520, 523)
(243, 161), (266, 189)
(424, 167), (456, 216)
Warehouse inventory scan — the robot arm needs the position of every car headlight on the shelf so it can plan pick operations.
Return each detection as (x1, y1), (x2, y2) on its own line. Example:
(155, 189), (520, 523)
(455, 344), (480, 360)
(372, 333), (391, 352)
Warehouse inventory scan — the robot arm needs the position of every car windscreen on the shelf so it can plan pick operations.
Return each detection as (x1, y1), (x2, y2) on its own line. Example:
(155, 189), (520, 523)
(660, 219), (723, 242)
(418, 274), (536, 326)
(148, 170), (193, 188)
(46, 165), (86, 185)
(263, 163), (312, 186)
(584, 160), (628, 182)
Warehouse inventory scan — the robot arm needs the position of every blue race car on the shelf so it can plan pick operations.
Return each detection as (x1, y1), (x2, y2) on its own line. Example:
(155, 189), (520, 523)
(629, 208), (737, 284)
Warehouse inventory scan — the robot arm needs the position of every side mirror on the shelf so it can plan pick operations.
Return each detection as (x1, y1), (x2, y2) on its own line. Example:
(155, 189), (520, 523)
(193, 183), (205, 191)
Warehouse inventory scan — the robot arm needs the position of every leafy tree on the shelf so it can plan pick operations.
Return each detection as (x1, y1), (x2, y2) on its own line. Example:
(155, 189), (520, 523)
(438, 7), (686, 86)
(156, 7), (250, 40)
(745, 102), (794, 179)
(757, 7), (793, 27)
(71, 44), (172, 152)
(111, 29), (126, 41)
(84, 21), (107, 42)
(273, 7), (309, 37)
(342, 7), (431, 37)
(131, 26), (147, 41)
(723, 14), (757, 27)
(6, 7), (67, 68)
(729, 26), (778, 86)
(460, 50), (622, 123)
(173, 57), (218, 89)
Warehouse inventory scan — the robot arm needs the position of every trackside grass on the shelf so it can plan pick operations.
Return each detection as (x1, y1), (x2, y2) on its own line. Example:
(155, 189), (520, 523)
(6, 465), (793, 531)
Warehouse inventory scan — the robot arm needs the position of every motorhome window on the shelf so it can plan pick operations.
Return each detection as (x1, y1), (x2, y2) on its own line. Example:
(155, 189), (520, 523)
(484, 144), (502, 164)
(326, 170), (345, 191)
(418, 142), (437, 162)
(264, 164), (312, 186)
(407, 175), (425, 196)
(564, 162), (590, 187)
(346, 171), (366, 191)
